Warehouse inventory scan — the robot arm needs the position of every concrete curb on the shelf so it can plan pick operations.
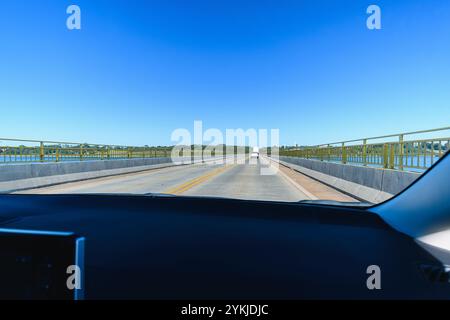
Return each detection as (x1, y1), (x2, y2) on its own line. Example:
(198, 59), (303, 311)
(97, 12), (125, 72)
(277, 157), (420, 203)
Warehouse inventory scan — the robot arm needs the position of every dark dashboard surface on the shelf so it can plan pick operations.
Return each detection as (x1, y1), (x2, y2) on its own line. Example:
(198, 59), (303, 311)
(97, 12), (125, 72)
(0, 194), (448, 299)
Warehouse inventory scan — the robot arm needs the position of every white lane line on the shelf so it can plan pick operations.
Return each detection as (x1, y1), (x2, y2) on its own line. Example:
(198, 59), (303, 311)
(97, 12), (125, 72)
(265, 157), (318, 200)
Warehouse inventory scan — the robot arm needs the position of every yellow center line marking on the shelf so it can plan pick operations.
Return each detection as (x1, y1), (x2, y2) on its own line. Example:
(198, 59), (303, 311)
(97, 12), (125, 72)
(163, 165), (233, 195)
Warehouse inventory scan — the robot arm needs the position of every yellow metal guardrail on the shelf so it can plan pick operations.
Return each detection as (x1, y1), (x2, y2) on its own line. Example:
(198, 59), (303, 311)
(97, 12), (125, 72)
(0, 138), (172, 163)
(280, 127), (450, 171)
(0, 138), (230, 164)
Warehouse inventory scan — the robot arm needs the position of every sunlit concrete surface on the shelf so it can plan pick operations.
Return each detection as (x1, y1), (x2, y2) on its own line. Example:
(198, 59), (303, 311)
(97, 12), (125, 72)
(15, 158), (354, 203)
(17, 163), (224, 196)
(183, 162), (308, 202)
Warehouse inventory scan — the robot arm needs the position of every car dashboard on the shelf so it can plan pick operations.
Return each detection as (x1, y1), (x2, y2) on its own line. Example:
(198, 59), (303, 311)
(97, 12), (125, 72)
(0, 193), (449, 299)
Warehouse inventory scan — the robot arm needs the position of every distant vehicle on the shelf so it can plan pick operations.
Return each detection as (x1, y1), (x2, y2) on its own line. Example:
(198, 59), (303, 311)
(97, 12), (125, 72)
(251, 146), (260, 159)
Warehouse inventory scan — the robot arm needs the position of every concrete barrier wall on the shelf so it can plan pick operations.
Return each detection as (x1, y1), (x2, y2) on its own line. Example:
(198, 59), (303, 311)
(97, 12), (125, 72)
(0, 158), (174, 182)
(0, 156), (231, 183)
(0, 156), (228, 193)
(278, 156), (421, 203)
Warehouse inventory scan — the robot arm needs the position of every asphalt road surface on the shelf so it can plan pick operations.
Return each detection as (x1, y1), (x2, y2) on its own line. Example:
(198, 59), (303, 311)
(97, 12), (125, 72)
(17, 158), (355, 202)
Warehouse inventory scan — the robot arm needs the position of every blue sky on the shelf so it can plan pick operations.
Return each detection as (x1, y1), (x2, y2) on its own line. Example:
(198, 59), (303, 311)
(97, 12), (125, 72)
(0, 0), (449, 146)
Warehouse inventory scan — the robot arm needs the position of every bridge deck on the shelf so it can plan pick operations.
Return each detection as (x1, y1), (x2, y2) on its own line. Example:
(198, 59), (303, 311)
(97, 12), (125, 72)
(16, 158), (356, 203)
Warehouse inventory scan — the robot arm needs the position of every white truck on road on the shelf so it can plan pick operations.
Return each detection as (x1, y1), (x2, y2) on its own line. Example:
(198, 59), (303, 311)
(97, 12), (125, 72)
(250, 147), (260, 159)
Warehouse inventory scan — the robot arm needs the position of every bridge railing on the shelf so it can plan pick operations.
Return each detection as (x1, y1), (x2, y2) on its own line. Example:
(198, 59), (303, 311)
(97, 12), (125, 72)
(0, 138), (171, 163)
(280, 127), (450, 171)
(0, 139), (233, 164)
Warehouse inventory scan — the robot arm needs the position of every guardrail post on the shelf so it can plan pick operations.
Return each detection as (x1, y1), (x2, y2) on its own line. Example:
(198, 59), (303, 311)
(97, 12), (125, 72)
(398, 134), (404, 171)
(383, 144), (389, 168)
(438, 140), (442, 158)
(430, 140), (434, 166)
(39, 142), (44, 162)
(389, 143), (395, 169)
(342, 143), (347, 164)
(362, 139), (367, 166)
(423, 142), (426, 169)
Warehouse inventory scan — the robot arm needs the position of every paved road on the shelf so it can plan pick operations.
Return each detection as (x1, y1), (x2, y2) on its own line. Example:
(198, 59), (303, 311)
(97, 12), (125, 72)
(183, 161), (304, 201)
(17, 158), (355, 202)
(17, 158), (310, 201)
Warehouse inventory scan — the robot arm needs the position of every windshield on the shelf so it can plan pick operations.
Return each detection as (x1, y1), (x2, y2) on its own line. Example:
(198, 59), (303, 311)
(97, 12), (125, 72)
(1, 0), (449, 204)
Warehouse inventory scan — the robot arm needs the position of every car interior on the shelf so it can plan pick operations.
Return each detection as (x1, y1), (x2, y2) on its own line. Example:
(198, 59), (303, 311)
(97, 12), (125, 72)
(1, 1), (449, 306)
(0, 153), (448, 300)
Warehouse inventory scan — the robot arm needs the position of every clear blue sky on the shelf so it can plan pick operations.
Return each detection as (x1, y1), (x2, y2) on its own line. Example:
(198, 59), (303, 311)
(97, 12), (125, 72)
(0, 0), (449, 146)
